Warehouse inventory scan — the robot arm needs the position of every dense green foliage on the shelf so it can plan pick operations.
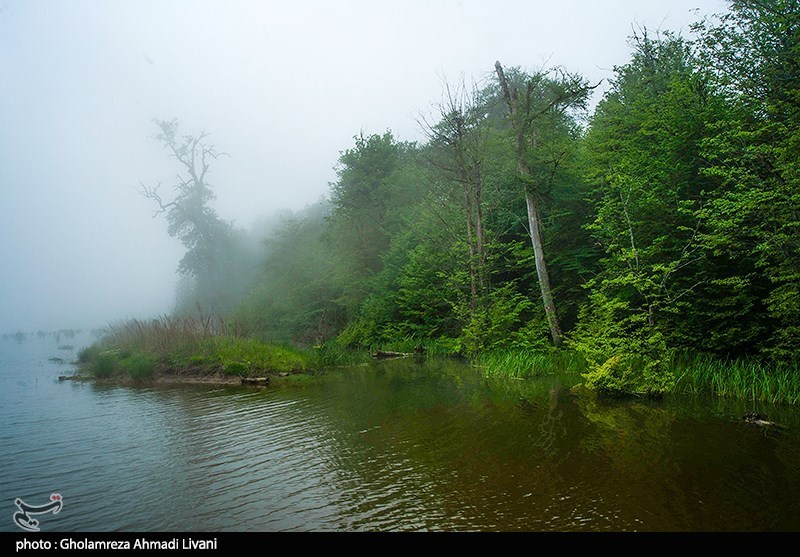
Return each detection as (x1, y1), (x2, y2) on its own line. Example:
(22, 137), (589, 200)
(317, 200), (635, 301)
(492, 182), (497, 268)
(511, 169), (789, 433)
(149, 1), (798, 400)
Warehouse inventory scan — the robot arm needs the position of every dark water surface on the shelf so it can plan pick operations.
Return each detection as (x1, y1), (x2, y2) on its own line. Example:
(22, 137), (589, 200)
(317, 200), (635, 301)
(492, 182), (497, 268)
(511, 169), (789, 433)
(2, 334), (799, 532)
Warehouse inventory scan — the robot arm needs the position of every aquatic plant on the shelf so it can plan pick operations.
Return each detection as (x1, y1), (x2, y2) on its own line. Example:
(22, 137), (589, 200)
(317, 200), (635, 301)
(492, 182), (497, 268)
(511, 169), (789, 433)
(474, 349), (586, 379)
(672, 353), (800, 405)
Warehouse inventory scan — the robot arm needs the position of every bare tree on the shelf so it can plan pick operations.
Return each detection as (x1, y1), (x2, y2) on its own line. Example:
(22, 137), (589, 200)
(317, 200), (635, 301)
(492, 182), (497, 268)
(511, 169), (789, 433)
(418, 78), (489, 312)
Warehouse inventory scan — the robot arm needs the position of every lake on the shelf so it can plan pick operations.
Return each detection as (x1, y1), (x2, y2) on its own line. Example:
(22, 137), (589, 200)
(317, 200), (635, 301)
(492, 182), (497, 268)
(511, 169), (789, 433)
(2, 332), (799, 531)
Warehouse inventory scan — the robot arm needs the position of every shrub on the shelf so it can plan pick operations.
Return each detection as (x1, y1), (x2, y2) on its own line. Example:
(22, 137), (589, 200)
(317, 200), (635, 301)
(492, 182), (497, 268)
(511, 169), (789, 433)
(223, 361), (249, 376)
(582, 352), (674, 398)
(122, 352), (157, 381)
(93, 351), (119, 378)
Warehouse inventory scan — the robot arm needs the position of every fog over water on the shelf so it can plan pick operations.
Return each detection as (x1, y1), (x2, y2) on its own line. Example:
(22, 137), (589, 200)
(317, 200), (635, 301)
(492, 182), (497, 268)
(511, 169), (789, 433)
(0, 0), (726, 333)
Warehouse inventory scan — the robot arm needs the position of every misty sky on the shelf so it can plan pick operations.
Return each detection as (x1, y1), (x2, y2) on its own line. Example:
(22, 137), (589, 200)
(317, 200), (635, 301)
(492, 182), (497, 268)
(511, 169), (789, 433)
(0, 0), (728, 333)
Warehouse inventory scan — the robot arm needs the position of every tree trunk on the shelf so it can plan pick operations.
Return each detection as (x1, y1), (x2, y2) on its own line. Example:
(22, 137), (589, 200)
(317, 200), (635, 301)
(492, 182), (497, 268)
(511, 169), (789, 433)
(525, 187), (563, 346)
(495, 61), (563, 347)
(464, 183), (478, 312)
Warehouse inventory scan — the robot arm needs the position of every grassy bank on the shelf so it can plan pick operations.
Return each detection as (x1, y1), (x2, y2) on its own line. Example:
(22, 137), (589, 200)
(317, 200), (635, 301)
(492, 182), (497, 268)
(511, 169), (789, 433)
(474, 349), (587, 380)
(78, 318), (465, 383)
(79, 317), (312, 383)
(473, 347), (800, 405)
(78, 317), (800, 405)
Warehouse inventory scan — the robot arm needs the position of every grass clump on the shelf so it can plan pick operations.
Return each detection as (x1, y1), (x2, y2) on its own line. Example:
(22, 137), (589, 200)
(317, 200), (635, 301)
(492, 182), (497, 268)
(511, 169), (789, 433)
(211, 337), (307, 374)
(223, 361), (249, 377)
(475, 346), (800, 405)
(120, 352), (157, 381)
(474, 349), (587, 379)
(309, 341), (372, 368)
(77, 344), (102, 364)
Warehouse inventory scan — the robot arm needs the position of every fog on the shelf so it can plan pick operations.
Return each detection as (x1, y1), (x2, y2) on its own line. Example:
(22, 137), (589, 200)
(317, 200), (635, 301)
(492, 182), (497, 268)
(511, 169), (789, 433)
(0, 0), (726, 333)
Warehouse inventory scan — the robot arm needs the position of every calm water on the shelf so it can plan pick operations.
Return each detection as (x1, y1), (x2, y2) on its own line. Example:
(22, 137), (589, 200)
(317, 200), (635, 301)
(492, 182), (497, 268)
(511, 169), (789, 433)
(2, 333), (800, 532)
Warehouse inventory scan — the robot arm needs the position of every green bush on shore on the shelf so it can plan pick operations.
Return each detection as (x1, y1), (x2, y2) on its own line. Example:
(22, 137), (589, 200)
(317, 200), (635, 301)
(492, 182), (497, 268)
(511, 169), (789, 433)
(120, 352), (157, 381)
(92, 350), (119, 378)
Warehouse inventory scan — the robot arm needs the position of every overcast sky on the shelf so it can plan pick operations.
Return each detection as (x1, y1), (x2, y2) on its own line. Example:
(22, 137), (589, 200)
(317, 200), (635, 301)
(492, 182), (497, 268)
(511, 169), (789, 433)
(0, 0), (728, 333)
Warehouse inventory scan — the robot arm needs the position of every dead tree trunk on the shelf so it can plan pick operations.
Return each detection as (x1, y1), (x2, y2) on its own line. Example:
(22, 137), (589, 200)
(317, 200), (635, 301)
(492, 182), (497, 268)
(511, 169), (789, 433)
(525, 188), (563, 346)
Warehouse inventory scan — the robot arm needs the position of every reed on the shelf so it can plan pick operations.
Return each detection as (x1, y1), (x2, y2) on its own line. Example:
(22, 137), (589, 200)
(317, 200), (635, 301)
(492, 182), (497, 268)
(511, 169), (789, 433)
(85, 316), (310, 378)
(308, 342), (372, 368)
(474, 349), (587, 379)
(100, 315), (220, 360)
(672, 353), (800, 405)
(475, 348), (800, 405)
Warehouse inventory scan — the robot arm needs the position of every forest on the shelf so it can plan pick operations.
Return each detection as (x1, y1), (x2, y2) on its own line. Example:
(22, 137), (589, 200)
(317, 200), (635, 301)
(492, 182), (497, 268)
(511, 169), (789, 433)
(107, 0), (799, 400)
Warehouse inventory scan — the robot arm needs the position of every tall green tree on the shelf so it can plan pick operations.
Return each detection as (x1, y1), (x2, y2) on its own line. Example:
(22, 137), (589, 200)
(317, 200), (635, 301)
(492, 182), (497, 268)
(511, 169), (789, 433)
(235, 202), (347, 344)
(574, 30), (723, 394)
(328, 131), (423, 318)
(419, 79), (490, 316)
(694, 0), (800, 358)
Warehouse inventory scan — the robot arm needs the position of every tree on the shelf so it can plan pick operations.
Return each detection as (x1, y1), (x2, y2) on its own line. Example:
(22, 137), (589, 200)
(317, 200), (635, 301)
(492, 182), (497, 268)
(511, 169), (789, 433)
(494, 62), (596, 347)
(693, 0), (800, 358)
(328, 131), (423, 318)
(418, 78), (489, 315)
(139, 119), (242, 316)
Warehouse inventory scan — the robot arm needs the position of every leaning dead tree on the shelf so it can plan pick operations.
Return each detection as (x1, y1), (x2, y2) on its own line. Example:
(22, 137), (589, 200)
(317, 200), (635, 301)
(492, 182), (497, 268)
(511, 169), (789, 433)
(494, 62), (599, 347)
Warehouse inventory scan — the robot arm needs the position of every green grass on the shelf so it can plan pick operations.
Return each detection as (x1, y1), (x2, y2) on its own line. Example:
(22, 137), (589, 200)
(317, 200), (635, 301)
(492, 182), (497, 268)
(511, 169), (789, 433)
(672, 353), (800, 405)
(210, 337), (308, 375)
(474, 349), (587, 379)
(120, 352), (157, 381)
(77, 344), (102, 364)
(92, 350), (119, 378)
(308, 342), (372, 368)
(474, 347), (800, 405)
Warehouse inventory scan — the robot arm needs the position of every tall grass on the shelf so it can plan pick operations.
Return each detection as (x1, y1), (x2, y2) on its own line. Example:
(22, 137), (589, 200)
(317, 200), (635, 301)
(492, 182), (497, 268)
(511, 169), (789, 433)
(121, 352), (157, 381)
(92, 350), (119, 378)
(672, 353), (800, 405)
(308, 342), (373, 368)
(84, 315), (311, 379)
(100, 315), (220, 360)
(474, 347), (800, 405)
(474, 349), (587, 379)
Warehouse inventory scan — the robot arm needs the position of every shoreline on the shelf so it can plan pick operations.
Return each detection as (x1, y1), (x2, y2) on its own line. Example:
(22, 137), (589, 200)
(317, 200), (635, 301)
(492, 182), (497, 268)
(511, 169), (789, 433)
(61, 366), (310, 388)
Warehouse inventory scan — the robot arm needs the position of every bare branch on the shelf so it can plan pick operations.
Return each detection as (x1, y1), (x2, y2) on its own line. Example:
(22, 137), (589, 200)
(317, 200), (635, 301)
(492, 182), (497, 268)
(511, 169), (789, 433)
(137, 181), (177, 217)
